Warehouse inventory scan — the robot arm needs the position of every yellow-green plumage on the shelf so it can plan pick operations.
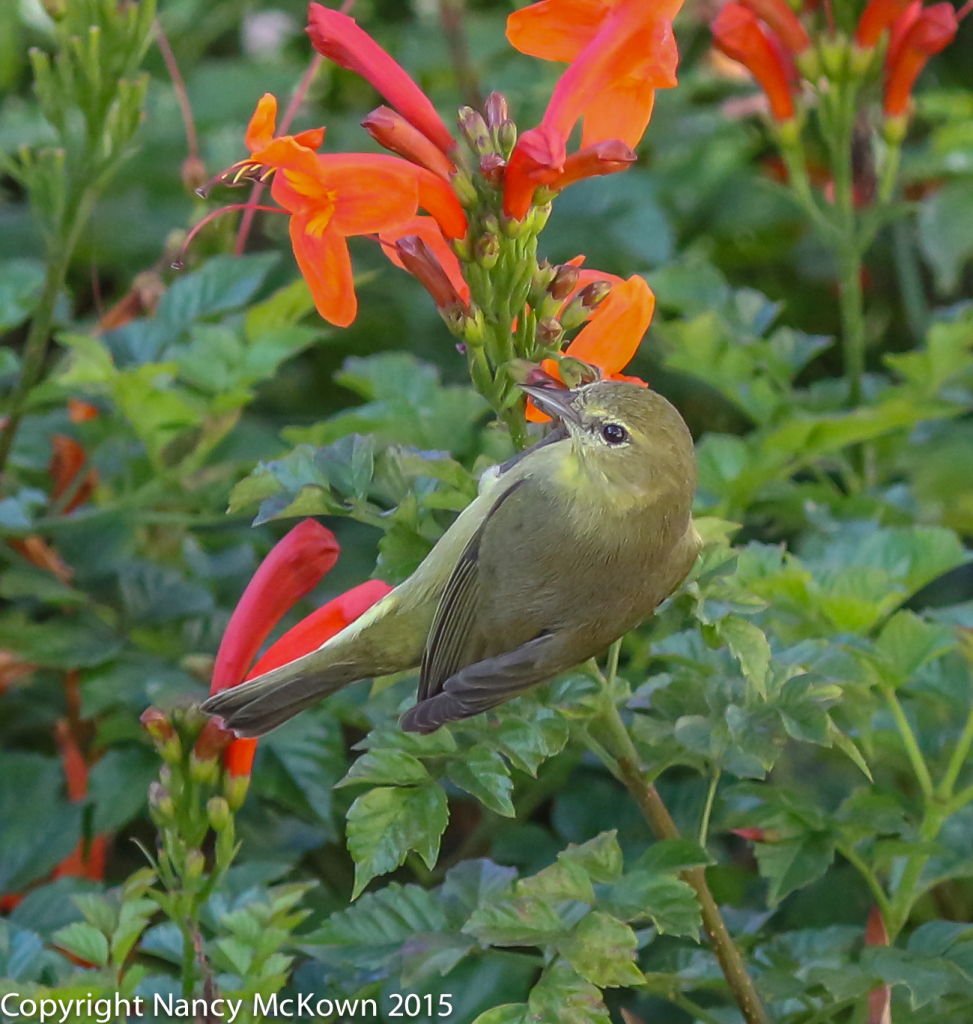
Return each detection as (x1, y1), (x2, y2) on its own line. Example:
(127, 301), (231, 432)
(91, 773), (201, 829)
(202, 380), (700, 735)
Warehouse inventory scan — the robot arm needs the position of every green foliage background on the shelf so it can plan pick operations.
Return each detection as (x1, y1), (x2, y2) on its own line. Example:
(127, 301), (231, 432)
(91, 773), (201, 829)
(2, 0), (973, 1022)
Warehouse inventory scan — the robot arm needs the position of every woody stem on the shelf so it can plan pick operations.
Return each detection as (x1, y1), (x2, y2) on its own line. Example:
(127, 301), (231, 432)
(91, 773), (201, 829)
(593, 695), (772, 1024)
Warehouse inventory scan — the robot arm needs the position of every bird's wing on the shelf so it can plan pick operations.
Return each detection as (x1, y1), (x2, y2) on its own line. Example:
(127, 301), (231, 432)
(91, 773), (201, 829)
(417, 478), (528, 702)
(403, 633), (572, 733)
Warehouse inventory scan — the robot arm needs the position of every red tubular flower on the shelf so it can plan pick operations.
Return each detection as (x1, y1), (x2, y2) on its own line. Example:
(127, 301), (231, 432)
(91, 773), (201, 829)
(712, 3), (797, 122)
(210, 518), (340, 696)
(883, 3), (958, 117)
(412, 165), (468, 240)
(307, 3), (455, 154)
(739, 0), (810, 54)
(503, 124), (567, 220)
(362, 106), (456, 179)
(52, 720), (107, 886)
(856, 0), (914, 47)
(554, 139), (637, 190)
(507, 0), (683, 149)
(393, 236), (470, 313)
(380, 216), (470, 304)
(68, 398), (99, 423)
(222, 578), (393, 784)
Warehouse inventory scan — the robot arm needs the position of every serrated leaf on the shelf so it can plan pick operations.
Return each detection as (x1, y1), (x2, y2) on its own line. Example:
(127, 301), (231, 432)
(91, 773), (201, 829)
(51, 921), (110, 966)
(73, 894), (117, 936)
(517, 858), (596, 905)
(337, 749), (431, 789)
(638, 839), (714, 874)
(875, 611), (955, 682)
(719, 615), (771, 700)
(559, 831), (623, 883)
(558, 912), (644, 987)
(471, 1005), (528, 1024)
(448, 745), (515, 817)
(861, 947), (957, 1008)
(602, 871), (701, 938)
(346, 784), (448, 898)
(528, 963), (611, 1024)
(754, 830), (836, 906)
(463, 896), (566, 946)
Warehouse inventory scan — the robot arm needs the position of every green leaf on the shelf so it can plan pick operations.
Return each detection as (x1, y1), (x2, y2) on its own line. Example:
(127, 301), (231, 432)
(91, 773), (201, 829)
(447, 745), (515, 817)
(73, 893), (117, 936)
(337, 749), (431, 789)
(718, 615), (771, 700)
(527, 963), (611, 1024)
(558, 912), (644, 988)
(441, 859), (518, 924)
(558, 831), (623, 883)
(601, 871), (701, 938)
(918, 177), (973, 293)
(637, 838), (714, 874)
(875, 611), (955, 681)
(245, 275), (317, 338)
(492, 710), (569, 776)
(0, 258), (45, 333)
(463, 896), (566, 946)
(303, 883), (446, 971)
(754, 830), (836, 906)
(516, 859), (596, 905)
(471, 1005), (528, 1024)
(861, 947), (957, 1008)
(51, 921), (110, 967)
(346, 784), (448, 898)
(157, 253), (279, 332)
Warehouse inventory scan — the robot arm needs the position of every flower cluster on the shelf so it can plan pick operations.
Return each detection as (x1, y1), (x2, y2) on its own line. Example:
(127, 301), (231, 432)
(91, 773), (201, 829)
(202, 0), (686, 431)
(711, 0), (961, 129)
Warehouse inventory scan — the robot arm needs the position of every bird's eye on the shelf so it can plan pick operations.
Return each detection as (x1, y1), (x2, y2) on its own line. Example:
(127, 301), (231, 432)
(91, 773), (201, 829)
(601, 423), (628, 445)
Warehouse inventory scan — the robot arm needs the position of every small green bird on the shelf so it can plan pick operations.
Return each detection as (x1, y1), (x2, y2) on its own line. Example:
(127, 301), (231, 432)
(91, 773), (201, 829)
(202, 380), (700, 735)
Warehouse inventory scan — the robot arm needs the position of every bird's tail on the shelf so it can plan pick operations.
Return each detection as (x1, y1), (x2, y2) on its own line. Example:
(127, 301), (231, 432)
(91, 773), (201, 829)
(201, 653), (362, 737)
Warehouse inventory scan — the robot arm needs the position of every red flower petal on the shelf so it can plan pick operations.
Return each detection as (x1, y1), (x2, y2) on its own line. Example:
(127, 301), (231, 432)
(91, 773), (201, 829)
(307, 3), (455, 153)
(210, 519), (340, 694)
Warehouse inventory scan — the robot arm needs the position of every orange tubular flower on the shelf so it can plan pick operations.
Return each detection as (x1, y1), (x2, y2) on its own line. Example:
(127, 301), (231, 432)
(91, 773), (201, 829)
(739, 0), (810, 54)
(307, 3), (455, 154)
(528, 273), (655, 422)
(507, 0), (683, 149)
(49, 435), (98, 513)
(380, 216), (470, 305)
(241, 94), (423, 327)
(555, 139), (637, 190)
(503, 124), (567, 220)
(712, 3), (797, 123)
(856, 0), (914, 47)
(362, 106), (457, 179)
(883, 3), (958, 117)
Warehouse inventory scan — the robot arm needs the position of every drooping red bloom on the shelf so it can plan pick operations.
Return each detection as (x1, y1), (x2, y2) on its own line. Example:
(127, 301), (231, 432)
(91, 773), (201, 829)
(503, 124), (567, 220)
(883, 3), (958, 117)
(211, 519), (341, 696)
(307, 3), (455, 154)
(856, 0), (915, 47)
(712, 2), (797, 122)
(507, 0), (683, 149)
(380, 216), (470, 306)
(739, 0), (810, 53)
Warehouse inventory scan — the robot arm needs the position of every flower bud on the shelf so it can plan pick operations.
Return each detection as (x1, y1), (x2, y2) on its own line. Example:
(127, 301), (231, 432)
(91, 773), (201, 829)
(549, 264), (581, 300)
(450, 169), (480, 208)
(461, 308), (487, 347)
(458, 106), (493, 157)
(224, 773), (250, 811)
(148, 782), (175, 822)
(479, 153), (506, 189)
(396, 235), (471, 313)
(207, 796), (232, 832)
(184, 848), (206, 881)
(483, 91), (509, 130)
(497, 120), (518, 158)
(561, 281), (611, 329)
(362, 106), (456, 179)
(474, 233), (500, 269)
(140, 707), (182, 764)
(536, 317), (564, 347)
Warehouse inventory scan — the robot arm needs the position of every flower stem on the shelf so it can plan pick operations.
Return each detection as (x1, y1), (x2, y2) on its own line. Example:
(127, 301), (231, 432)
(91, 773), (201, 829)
(592, 695), (771, 1024)
(837, 244), (866, 407)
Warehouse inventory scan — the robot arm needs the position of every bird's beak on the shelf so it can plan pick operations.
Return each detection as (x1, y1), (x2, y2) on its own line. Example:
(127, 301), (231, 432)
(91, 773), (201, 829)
(519, 383), (582, 425)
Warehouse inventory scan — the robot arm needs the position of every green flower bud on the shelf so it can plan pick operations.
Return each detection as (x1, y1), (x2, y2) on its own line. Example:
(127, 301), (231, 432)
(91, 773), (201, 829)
(474, 233), (500, 269)
(184, 848), (206, 881)
(497, 120), (518, 158)
(536, 317), (564, 347)
(207, 796), (232, 832)
(458, 107), (493, 157)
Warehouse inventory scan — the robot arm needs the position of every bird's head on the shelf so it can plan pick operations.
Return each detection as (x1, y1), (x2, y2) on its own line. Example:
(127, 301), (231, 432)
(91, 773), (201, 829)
(520, 379), (697, 503)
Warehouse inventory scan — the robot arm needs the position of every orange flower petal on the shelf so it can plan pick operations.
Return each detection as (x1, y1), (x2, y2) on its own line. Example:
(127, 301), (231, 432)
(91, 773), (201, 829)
(564, 275), (655, 373)
(579, 76), (656, 149)
(322, 154), (421, 235)
(245, 94), (278, 153)
(292, 220), (358, 328)
(506, 0), (611, 62)
(380, 216), (470, 302)
(414, 166), (468, 240)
